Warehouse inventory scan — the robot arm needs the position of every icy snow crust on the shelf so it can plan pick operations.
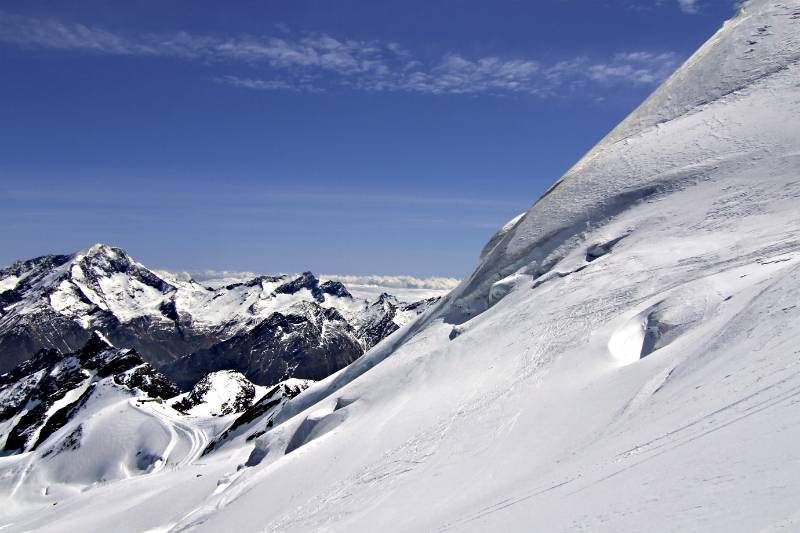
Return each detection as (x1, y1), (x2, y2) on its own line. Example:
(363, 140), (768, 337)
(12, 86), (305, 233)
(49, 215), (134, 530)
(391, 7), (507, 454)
(3, 1), (800, 531)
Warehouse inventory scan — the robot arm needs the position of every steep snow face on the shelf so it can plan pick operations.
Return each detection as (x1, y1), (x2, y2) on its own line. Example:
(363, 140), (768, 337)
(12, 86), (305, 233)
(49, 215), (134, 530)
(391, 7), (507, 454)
(479, 212), (525, 261)
(439, 0), (800, 323)
(3, 2), (800, 532)
(599, 1), (800, 147)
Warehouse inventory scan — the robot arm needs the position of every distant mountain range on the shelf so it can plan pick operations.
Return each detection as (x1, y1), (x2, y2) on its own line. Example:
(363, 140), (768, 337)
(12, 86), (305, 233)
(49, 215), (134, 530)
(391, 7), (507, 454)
(0, 244), (442, 388)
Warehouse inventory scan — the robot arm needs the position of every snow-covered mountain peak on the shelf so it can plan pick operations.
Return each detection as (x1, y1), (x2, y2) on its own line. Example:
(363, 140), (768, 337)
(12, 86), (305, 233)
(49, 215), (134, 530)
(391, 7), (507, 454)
(273, 271), (324, 302)
(65, 244), (154, 286)
(439, 0), (800, 324)
(599, 0), (800, 146)
(374, 292), (397, 305)
(172, 370), (258, 417)
(76, 242), (127, 262)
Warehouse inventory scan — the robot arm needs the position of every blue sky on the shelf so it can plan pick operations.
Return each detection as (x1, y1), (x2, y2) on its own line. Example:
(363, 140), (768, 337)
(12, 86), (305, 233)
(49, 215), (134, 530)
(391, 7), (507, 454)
(0, 0), (739, 277)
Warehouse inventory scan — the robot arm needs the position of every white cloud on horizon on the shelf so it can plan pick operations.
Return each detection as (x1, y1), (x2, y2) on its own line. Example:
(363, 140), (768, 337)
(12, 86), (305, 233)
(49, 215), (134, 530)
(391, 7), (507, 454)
(157, 269), (459, 301)
(0, 10), (681, 97)
(320, 273), (460, 292)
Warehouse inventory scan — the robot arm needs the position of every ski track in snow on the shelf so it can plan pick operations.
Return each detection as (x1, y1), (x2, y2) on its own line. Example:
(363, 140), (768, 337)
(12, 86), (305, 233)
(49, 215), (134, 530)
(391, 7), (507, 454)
(138, 401), (209, 470)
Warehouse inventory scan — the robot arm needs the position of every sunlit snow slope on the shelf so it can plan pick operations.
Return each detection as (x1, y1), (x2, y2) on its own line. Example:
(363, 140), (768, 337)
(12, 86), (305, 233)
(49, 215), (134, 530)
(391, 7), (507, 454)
(2, 1), (800, 531)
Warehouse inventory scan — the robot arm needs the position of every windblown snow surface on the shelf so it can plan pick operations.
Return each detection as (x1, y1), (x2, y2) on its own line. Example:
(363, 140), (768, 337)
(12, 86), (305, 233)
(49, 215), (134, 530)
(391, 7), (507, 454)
(2, 1), (800, 530)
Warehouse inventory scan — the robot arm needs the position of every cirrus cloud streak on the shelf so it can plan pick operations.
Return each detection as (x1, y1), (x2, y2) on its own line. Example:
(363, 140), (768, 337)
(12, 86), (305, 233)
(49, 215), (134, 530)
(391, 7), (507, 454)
(0, 10), (682, 97)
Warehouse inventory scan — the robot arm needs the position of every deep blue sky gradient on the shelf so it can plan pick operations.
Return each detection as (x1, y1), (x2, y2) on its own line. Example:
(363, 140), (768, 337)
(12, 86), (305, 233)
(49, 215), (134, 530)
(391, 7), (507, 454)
(0, 0), (739, 276)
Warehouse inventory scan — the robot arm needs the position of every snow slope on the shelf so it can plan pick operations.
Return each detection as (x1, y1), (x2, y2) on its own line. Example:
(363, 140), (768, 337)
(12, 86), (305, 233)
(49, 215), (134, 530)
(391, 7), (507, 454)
(0, 338), (312, 522)
(2, 1), (800, 531)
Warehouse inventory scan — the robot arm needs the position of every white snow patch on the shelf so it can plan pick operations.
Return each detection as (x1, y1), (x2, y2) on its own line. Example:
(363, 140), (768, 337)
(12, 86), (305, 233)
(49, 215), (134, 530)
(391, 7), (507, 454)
(608, 311), (648, 365)
(0, 275), (20, 294)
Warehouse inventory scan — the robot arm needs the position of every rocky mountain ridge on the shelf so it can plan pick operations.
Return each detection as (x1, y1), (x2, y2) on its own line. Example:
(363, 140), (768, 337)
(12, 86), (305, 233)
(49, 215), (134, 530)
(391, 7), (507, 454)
(0, 245), (440, 386)
(0, 332), (178, 454)
(0, 334), (313, 461)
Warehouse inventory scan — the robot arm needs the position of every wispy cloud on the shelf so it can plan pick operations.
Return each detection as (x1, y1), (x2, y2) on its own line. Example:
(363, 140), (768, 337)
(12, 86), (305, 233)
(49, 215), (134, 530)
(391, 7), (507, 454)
(586, 51), (680, 84)
(677, 0), (701, 14)
(0, 10), (681, 96)
(214, 75), (322, 93)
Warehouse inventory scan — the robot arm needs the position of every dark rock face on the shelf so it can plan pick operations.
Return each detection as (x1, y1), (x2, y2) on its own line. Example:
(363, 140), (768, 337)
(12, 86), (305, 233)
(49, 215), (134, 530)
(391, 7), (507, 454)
(116, 365), (181, 399)
(104, 321), (225, 369)
(0, 309), (212, 373)
(0, 333), (179, 453)
(273, 272), (324, 302)
(357, 294), (441, 350)
(358, 301), (402, 349)
(0, 254), (73, 284)
(166, 302), (364, 389)
(320, 280), (352, 299)
(401, 296), (440, 312)
(0, 312), (93, 373)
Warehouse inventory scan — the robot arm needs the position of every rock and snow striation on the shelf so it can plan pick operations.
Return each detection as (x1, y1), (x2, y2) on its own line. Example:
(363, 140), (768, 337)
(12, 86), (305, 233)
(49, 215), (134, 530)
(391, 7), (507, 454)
(0, 245), (440, 385)
(3, 1), (800, 531)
